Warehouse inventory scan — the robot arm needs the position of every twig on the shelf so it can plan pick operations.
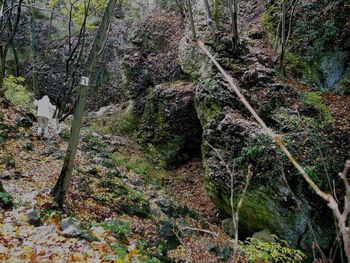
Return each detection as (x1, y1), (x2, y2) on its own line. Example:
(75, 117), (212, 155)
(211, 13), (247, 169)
(179, 227), (219, 237)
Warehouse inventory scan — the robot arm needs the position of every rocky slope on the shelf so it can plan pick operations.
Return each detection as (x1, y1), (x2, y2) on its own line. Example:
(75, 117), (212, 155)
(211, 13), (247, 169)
(119, 0), (349, 259)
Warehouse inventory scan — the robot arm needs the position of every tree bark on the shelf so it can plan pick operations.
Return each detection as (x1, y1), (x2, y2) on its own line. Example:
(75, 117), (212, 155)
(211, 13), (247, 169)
(52, 0), (118, 209)
(0, 0), (23, 93)
(228, 0), (239, 48)
(213, 0), (220, 31)
(186, 0), (196, 40)
(280, 0), (286, 73)
(202, 0), (214, 30)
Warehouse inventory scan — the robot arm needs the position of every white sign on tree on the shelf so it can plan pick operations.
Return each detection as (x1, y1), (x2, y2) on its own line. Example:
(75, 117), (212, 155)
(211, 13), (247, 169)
(80, 77), (89, 86)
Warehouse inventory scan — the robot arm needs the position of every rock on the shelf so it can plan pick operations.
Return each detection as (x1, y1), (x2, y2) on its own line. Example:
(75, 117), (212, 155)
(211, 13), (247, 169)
(27, 209), (41, 227)
(52, 151), (64, 160)
(22, 143), (33, 151)
(121, 11), (186, 102)
(209, 245), (233, 261)
(157, 220), (181, 260)
(156, 195), (197, 219)
(41, 146), (56, 156)
(222, 218), (235, 237)
(241, 62), (275, 88)
(17, 117), (33, 128)
(61, 217), (85, 237)
(249, 31), (265, 39)
(139, 82), (202, 168)
(252, 229), (277, 243)
(320, 51), (350, 90)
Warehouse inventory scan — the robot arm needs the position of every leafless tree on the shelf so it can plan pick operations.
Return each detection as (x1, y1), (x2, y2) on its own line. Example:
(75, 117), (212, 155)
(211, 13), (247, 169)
(0, 0), (24, 95)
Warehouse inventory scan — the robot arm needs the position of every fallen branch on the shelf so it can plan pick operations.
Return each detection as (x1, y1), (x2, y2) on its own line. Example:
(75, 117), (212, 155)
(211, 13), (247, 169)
(179, 226), (219, 237)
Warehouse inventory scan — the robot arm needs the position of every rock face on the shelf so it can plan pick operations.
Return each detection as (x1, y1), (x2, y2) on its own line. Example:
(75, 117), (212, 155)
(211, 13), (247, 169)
(121, 10), (187, 105)
(139, 82), (202, 168)
(174, 0), (339, 254)
(120, 10), (203, 168)
(320, 51), (350, 90)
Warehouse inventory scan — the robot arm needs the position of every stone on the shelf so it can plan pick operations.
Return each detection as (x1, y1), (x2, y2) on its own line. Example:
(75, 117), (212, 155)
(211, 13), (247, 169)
(241, 62), (275, 88)
(22, 143), (33, 151)
(17, 117), (33, 128)
(139, 82), (202, 168)
(27, 209), (42, 227)
(252, 229), (277, 243)
(222, 218), (235, 237)
(61, 217), (85, 237)
(320, 51), (350, 90)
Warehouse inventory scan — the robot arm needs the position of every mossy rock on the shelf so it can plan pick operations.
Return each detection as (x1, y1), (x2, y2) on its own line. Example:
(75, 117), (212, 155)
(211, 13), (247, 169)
(96, 177), (150, 218)
(202, 109), (336, 252)
(139, 82), (202, 168)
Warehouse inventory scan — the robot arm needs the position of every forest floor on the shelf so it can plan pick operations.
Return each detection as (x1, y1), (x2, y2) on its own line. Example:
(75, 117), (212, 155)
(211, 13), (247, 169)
(0, 103), (234, 262)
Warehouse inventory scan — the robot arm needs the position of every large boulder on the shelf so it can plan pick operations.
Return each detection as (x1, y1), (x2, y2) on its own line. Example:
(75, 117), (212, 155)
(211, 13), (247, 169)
(139, 82), (202, 168)
(121, 10), (187, 106)
(199, 105), (335, 250)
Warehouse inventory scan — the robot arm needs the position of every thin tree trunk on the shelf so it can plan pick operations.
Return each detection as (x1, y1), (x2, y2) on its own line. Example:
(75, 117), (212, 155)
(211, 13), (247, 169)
(202, 0), (214, 30)
(27, 0), (40, 96)
(0, 0), (23, 93)
(213, 0), (220, 31)
(228, 0), (239, 48)
(11, 42), (19, 77)
(280, 0), (286, 73)
(52, 0), (118, 209)
(186, 0), (196, 40)
(285, 0), (299, 46)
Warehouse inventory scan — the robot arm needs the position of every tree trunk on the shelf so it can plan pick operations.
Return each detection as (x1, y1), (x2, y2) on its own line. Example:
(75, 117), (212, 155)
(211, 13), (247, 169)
(280, 0), (286, 74)
(202, 0), (214, 30)
(28, 0), (40, 96)
(52, 0), (118, 209)
(228, 0), (239, 48)
(213, 0), (220, 31)
(186, 0), (196, 40)
(0, 0), (23, 94)
(0, 50), (6, 96)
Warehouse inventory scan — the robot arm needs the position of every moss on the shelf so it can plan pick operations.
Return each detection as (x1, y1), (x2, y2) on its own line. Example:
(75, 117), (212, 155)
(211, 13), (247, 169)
(82, 134), (107, 152)
(213, 0), (221, 29)
(301, 91), (334, 127)
(234, 192), (274, 233)
(0, 182), (13, 208)
(104, 152), (170, 186)
(196, 101), (223, 126)
(97, 177), (150, 218)
(139, 85), (202, 168)
(91, 105), (140, 136)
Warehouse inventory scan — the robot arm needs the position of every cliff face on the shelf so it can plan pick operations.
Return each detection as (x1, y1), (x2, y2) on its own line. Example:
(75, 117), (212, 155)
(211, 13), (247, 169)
(119, 0), (348, 257)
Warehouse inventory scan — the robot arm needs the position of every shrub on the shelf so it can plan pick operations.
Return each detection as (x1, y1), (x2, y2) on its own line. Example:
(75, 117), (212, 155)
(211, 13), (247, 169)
(302, 92), (334, 127)
(240, 237), (306, 263)
(4, 75), (33, 111)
